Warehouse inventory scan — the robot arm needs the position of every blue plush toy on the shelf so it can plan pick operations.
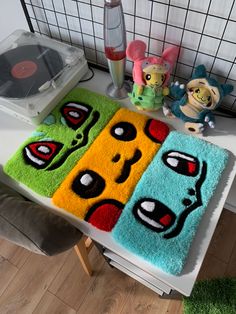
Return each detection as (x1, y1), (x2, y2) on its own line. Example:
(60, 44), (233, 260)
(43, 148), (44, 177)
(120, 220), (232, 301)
(163, 65), (234, 134)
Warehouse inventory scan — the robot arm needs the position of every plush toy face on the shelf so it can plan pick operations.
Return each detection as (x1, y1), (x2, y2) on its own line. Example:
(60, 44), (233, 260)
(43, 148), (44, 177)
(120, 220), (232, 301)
(143, 71), (165, 88)
(187, 78), (220, 111)
(142, 64), (166, 88)
(190, 86), (212, 108)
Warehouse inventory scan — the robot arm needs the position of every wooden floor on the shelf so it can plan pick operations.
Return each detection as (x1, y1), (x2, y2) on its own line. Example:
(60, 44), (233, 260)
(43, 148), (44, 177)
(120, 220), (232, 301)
(0, 209), (235, 314)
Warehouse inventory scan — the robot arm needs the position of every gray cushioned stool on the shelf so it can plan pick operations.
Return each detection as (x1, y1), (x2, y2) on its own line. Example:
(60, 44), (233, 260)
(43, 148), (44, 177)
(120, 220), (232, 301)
(0, 181), (93, 275)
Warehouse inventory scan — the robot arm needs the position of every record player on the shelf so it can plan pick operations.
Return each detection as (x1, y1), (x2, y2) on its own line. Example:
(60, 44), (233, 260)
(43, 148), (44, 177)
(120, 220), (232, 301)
(0, 30), (88, 125)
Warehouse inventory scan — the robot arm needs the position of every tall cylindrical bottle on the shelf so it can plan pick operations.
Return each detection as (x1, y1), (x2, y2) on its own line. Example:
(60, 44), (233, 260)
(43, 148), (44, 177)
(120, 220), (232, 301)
(104, 0), (130, 99)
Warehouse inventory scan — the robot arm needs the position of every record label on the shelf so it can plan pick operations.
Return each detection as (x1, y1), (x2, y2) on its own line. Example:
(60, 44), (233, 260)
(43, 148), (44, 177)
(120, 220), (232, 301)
(11, 60), (38, 79)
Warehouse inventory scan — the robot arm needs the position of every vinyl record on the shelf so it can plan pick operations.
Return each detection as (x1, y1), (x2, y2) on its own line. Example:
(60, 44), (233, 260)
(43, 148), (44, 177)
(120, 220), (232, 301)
(0, 44), (64, 98)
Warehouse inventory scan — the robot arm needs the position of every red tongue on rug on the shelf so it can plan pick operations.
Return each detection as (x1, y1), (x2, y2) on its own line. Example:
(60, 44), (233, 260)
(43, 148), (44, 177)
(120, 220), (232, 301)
(85, 200), (123, 232)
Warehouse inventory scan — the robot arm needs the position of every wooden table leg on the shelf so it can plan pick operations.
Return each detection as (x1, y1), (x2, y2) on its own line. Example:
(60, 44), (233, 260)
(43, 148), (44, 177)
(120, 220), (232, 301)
(74, 236), (94, 276)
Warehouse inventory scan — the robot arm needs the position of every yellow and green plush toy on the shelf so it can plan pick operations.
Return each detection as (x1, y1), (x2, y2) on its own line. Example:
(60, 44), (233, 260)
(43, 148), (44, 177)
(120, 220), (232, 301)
(164, 64), (234, 134)
(127, 40), (179, 111)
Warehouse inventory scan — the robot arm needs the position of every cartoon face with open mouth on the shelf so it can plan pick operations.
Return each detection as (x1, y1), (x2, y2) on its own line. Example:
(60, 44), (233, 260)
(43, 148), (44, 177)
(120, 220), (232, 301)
(132, 150), (207, 239)
(133, 198), (176, 232)
(111, 131), (229, 275)
(23, 102), (98, 170)
(52, 108), (169, 230)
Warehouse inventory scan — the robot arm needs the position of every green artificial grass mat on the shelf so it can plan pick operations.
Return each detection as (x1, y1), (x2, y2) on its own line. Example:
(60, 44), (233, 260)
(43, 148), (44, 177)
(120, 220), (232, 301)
(183, 278), (236, 314)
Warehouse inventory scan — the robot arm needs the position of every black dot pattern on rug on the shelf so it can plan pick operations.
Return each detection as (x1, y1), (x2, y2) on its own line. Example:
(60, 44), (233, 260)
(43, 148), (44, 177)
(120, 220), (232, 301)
(182, 198), (192, 206)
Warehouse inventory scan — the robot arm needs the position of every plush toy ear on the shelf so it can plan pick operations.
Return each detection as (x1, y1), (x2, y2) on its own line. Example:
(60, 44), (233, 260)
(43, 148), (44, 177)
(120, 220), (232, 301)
(162, 46), (179, 67)
(126, 40), (146, 61)
(221, 84), (234, 96)
(193, 65), (207, 78)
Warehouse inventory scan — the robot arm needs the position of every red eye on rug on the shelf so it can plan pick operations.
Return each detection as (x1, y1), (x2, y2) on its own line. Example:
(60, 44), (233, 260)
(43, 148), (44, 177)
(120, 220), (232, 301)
(162, 151), (199, 177)
(23, 141), (63, 169)
(144, 119), (169, 143)
(61, 102), (92, 130)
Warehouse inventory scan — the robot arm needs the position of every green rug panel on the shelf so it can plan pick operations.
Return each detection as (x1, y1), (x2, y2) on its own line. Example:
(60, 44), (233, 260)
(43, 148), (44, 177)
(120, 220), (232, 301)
(4, 88), (120, 196)
(183, 278), (236, 314)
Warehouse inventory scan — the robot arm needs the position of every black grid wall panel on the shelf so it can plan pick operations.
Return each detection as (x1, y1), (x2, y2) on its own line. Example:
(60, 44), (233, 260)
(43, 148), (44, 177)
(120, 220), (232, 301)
(22, 0), (236, 113)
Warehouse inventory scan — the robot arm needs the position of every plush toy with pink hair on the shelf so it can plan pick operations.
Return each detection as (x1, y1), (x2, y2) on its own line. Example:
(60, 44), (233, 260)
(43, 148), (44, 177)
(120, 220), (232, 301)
(127, 40), (178, 111)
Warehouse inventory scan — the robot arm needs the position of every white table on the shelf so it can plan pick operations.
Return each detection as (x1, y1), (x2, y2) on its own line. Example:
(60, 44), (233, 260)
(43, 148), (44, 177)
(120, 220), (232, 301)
(0, 68), (236, 296)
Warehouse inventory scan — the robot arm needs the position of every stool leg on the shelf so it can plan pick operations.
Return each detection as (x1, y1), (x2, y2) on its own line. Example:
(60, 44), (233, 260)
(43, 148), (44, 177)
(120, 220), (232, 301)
(74, 236), (93, 276)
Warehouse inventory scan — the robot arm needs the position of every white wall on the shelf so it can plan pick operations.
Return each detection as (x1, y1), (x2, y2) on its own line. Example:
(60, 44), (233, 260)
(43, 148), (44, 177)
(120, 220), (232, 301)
(26, 0), (236, 112)
(0, 1), (29, 41)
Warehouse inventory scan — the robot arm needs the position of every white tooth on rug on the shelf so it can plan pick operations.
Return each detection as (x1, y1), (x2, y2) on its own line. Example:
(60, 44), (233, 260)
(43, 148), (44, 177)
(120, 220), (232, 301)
(141, 201), (155, 212)
(137, 210), (163, 229)
(167, 157), (178, 167)
(25, 147), (45, 166)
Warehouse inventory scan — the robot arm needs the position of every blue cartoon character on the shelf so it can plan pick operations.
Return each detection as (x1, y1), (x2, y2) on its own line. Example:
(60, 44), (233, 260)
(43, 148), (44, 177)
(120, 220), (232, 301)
(163, 65), (233, 134)
(112, 131), (228, 274)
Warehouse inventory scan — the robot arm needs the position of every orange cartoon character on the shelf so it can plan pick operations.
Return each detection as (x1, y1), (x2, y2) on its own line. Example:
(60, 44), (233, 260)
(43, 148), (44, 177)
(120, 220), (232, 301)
(53, 108), (169, 231)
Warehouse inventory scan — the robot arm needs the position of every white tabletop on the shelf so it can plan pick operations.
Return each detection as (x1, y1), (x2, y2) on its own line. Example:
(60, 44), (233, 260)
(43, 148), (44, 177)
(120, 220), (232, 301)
(0, 67), (236, 296)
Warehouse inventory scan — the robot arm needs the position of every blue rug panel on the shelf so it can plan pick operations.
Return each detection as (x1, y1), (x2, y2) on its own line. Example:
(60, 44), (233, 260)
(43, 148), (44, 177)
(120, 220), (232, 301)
(112, 131), (228, 275)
